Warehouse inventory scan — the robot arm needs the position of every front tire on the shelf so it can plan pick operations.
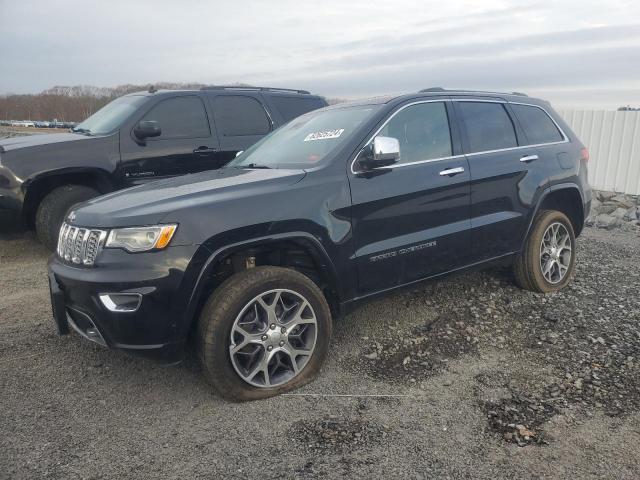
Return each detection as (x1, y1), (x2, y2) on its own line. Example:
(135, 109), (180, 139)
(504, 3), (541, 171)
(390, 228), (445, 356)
(197, 266), (332, 401)
(35, 185), (99, 250)
(513, 210), (576, 293)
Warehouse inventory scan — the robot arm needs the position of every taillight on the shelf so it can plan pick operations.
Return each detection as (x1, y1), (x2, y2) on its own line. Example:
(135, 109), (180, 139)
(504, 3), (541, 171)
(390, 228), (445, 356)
(580, 147), (589, 163)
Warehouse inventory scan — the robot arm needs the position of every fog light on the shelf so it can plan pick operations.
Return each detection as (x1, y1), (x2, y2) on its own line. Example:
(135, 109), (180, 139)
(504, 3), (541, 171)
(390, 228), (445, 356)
(99, 293), (142, 312)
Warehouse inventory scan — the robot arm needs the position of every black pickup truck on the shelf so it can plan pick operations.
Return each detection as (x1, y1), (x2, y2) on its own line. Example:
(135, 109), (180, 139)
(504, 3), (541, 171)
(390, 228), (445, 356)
(0, 86), (327, 248)
(48, 89), (591, 401)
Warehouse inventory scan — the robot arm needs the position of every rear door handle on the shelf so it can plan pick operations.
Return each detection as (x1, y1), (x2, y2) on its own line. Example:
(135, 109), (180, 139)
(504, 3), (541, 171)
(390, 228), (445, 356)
(193, 146), (217, 154)
(520, 154), (539, 163)
(439, 167), (465, 176)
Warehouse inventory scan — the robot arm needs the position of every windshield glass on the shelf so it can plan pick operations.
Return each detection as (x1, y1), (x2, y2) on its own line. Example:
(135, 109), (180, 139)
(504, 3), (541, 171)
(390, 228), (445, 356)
(73, 95), (148, 135)
(228, 105), (379, 169)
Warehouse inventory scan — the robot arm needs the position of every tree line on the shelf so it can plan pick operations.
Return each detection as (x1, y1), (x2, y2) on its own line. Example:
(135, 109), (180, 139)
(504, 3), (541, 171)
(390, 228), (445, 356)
(0, 83), (208, 122)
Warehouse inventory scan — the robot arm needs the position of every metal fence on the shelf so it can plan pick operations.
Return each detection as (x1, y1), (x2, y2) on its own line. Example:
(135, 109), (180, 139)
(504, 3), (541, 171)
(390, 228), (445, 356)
(558, 109), (640, 196)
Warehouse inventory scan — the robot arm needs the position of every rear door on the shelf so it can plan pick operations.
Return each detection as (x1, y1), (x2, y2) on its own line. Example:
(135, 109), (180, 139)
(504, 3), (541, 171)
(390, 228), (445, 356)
(119, 94), (219, 185)
(206, 94), (273, 166)
(350, 99), (472, 296)
(453, 99), (541, 261)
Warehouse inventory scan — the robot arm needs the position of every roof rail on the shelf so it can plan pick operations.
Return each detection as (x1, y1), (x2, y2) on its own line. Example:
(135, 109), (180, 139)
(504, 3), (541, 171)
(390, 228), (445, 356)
(200, 85), (311, 94)
(419, 87), (528, 97)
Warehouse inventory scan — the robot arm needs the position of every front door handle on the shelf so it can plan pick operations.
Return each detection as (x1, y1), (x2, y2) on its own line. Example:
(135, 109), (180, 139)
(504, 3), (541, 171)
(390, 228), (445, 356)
(193, 146), (217, 154)
(520, 154), (539, 163)
(439, 166), (465, 176)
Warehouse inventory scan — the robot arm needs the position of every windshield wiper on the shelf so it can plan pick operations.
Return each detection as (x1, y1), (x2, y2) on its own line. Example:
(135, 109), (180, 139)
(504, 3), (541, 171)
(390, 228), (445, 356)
(240, 163), (271, 169)
(72, 127), (92, 135)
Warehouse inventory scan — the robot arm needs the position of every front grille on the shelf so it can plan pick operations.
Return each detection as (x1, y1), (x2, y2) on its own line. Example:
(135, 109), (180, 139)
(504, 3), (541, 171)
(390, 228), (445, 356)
(57, 222), (107, 265)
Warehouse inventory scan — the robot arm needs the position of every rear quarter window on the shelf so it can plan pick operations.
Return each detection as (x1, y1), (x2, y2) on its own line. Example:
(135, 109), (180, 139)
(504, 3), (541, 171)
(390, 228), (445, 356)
(511, 104), (564, 145)
(271, 96), (327, 121)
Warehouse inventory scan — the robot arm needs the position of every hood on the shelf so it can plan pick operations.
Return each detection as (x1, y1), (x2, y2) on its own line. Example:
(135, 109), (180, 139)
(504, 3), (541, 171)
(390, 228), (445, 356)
(71, 167), (307, 228)
(0, 132), (93, 152)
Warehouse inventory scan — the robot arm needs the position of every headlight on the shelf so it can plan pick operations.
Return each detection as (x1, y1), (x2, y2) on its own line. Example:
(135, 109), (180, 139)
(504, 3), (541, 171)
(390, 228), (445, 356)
(105, 224), (177, 252)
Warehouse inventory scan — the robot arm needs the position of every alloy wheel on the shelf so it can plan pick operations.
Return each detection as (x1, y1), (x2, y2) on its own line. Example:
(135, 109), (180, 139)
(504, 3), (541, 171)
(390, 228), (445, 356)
(539, 222), (572, 284)
(229, 289), (318, 388)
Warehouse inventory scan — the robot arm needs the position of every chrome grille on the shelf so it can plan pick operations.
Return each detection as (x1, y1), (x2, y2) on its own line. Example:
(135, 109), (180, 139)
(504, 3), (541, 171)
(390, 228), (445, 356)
(57, 222), (107, 265)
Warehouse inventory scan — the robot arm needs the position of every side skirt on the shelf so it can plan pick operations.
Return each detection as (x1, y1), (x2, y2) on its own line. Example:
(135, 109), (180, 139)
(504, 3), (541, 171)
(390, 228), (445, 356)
(341, 251), (518, 317)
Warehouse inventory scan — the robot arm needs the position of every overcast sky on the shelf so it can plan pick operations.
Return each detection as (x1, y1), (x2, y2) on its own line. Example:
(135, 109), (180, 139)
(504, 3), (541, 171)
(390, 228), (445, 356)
(1, 0), (639, 108)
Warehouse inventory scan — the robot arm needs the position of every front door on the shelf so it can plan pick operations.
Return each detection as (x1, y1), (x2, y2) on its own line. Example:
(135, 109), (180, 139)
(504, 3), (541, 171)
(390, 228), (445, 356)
(119, 95), (220, 186)
(349, 100), (472, 296)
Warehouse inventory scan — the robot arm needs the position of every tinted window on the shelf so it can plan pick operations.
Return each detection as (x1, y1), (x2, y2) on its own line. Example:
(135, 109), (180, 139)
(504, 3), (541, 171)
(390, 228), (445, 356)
(271, 96), (326, 121)
(378, 102), (452, 164)
(213, 96), (271, 136)
(458, 102), (517, 153)
(512, 104), (563, 145)
(141, 96), (210, 139)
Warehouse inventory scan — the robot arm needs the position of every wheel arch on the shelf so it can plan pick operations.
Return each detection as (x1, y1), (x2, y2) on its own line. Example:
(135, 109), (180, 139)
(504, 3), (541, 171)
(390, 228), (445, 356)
(181, 232), (343, 340)
(22, 168), (114, 226)
(524, 183), (585, 244)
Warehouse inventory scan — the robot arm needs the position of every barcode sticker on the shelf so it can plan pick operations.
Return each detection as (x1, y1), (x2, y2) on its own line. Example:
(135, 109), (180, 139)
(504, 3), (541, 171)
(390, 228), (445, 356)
(304, 129), (345, 141)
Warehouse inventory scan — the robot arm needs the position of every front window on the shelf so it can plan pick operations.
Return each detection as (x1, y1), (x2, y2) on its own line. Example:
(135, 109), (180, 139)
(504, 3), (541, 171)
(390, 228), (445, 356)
(228, 105), (379, 169)
(378, 102), (452, 164)
(140, 96), (210, 139)
(73, 95), (148, 135)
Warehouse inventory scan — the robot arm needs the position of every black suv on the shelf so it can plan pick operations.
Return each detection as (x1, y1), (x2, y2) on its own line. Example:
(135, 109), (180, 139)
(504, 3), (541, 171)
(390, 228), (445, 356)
(48, 89), (591, 401)
(0, 86), (327, 248)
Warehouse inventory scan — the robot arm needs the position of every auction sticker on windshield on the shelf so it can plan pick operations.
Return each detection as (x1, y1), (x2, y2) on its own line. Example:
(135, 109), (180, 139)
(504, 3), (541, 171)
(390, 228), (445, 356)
(304, 129), (344, 141)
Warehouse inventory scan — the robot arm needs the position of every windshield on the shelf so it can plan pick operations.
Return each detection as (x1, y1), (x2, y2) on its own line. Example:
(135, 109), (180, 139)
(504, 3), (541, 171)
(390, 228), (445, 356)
(228, 105), (379, 169)
(73, 95), (148, 135)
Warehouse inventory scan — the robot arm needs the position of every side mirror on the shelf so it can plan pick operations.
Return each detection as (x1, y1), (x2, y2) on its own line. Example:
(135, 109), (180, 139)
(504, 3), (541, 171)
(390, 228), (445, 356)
(133, 120), (161, 141)
(357, 136), (400, 171)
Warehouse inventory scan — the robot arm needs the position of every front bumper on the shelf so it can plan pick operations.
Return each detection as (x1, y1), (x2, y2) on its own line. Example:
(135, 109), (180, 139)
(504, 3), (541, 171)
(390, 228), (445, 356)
(47, 244), (202, 363)
(0, 189), (25, 230)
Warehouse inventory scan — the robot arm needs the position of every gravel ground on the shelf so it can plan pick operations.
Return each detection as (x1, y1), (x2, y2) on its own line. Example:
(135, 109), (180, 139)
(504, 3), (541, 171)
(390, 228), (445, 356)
(1, 226), (639, 479)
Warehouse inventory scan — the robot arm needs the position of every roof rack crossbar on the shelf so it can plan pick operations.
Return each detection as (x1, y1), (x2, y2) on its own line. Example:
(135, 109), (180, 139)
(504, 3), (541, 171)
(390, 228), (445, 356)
(200, 85), (311, 94)
(419, 87), (528, 97)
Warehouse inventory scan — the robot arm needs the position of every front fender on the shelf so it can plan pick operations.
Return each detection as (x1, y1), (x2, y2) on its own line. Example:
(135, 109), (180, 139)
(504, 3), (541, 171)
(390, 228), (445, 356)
(178, 231), (342, 339)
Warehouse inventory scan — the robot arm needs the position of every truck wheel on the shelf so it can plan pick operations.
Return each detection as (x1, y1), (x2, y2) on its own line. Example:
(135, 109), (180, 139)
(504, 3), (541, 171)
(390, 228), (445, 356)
(35, 185), (99, 250)
(197, 266), (332, 401)
(513, 210), (576, 293)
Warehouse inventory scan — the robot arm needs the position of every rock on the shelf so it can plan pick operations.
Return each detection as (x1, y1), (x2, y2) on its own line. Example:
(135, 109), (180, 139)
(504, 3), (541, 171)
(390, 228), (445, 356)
(364, 351), (378, 360)
(611, 194), (635, 209)
(591, 198), (602, 211)
(611, 207), (628, 219)
(625, 206), (639, 221)
(598, 204), (618, 215)
(574, 378), (583, 389)
(595, 214), (621, 230)
(597, 191), (616, 201)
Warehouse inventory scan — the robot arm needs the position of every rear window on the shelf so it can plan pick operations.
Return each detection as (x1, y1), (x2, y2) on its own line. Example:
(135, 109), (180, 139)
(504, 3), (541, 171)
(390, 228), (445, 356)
(458, 102), (518, 153)
(213, 95), (271, 136)
(271, 96), (326, 121)
(512, 104), (564, 145)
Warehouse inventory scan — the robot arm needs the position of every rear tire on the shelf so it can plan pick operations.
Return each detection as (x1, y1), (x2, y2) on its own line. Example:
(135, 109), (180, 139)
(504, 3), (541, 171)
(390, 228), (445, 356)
(35, 185), (99, 250)
(513, 210), (576, 293)
(197, 266), (332, 401)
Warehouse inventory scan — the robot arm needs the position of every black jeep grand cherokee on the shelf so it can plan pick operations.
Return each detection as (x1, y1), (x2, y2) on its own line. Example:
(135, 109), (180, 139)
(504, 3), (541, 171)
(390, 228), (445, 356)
(0, 86), (326, 249)
(48, 89), (591, 401)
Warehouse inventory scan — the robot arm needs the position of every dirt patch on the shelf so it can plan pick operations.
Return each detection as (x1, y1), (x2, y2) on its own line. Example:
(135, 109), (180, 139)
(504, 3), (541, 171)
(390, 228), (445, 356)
(289, 417), (390, 454)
